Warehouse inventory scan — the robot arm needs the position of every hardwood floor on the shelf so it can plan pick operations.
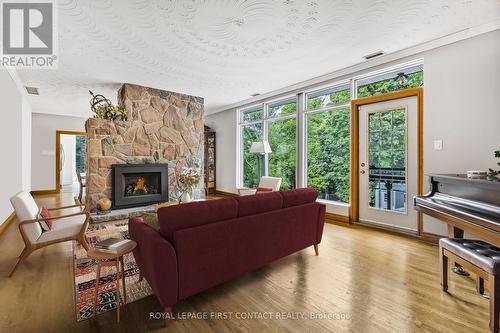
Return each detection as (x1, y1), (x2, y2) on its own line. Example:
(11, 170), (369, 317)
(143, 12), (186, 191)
(0, 192), (491, 332)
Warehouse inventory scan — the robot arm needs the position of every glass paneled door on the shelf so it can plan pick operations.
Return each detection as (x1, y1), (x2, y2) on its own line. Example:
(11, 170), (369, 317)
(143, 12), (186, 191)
(358, 96), (419, 231)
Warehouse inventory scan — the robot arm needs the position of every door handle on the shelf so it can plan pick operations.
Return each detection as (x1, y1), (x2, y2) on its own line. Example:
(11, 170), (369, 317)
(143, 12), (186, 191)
(360, 170), (365, 174)
(361, 162), (365, 167)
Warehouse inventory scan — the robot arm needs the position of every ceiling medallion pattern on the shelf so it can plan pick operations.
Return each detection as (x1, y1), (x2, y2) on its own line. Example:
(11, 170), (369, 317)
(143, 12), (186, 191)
(16, 0), (500, 117)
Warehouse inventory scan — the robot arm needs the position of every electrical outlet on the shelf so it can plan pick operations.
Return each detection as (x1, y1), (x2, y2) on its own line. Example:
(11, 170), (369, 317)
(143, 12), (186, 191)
(433, 140), (443, 151)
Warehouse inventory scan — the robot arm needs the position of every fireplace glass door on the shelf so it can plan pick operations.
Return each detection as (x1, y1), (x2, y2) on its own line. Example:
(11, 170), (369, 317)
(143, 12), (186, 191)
(124, 172), (161, 197)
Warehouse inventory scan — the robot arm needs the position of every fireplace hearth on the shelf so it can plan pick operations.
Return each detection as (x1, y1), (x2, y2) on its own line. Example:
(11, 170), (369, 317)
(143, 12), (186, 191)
(112, 164), (168, 209)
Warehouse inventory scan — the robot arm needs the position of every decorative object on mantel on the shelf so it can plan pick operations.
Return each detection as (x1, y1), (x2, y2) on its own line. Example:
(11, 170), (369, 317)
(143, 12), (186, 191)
(487, 149), (500, 181)
(204, 126), (216, 195)
(89, 90), (128, 121)
(178, 167), (201, 203)
(96, 197), (112, 214)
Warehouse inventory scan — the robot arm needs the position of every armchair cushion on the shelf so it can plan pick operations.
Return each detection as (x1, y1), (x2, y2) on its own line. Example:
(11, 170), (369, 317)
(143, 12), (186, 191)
(10, 191), (43, 243)
(36, 214), (87, 243)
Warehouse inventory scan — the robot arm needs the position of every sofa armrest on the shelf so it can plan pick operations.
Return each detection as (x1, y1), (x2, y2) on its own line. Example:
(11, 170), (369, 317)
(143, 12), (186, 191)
(128, 217), (178, 308)
(317, 203), (326, 244)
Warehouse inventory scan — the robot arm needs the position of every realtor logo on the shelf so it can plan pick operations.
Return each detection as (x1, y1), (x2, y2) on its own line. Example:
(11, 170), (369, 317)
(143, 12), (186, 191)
(1, 1), (57, 68)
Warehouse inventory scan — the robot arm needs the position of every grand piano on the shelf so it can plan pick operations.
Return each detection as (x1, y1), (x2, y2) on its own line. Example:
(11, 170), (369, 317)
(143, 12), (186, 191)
(414, 174), (500, 246)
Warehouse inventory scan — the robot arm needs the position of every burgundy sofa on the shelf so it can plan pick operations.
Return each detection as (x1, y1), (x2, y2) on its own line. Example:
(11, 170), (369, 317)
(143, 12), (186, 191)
(128, 188), (325, 315)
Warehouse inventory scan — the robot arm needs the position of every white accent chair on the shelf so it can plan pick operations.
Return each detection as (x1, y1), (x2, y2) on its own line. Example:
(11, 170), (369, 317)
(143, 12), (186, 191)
(8, 191), (90, 277)
(238, 176), (282, 196)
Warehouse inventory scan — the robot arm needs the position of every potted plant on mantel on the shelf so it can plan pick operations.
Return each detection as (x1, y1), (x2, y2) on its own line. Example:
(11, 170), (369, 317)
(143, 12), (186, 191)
(89, 90), (128, 121)
(178, 167), (201, 203)
(487, 149), (500, 181)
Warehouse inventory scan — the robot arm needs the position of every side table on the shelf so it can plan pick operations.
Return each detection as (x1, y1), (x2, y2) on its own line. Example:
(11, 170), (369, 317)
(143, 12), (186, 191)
(86, 240), (137, 323)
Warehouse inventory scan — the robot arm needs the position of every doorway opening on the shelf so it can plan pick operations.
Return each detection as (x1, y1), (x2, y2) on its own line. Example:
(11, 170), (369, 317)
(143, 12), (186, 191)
(56, 131), (87, 195)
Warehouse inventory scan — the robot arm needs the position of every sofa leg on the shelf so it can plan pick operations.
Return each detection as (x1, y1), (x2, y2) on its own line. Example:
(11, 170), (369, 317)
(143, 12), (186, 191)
(165, 307), (172, 327)
(314, 244), (319, 256)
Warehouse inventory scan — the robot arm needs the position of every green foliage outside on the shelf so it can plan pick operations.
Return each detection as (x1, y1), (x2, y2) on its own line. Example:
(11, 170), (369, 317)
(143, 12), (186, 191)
(268, 103), (296, 189)
(307, 101), (350, 202)
(357, 71), (423, 98)
(75, 135), (86, 173)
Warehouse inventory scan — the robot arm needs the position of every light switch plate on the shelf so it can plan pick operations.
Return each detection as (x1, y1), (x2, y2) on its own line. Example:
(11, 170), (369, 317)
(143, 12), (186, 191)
(433, 140), (443, 150)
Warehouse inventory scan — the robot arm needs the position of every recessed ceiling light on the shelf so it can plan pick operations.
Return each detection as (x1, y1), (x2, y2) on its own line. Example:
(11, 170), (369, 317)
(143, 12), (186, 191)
(25, 86), (39, 95)
(363, 51), (384, 60)
(250, 93), (260, 97)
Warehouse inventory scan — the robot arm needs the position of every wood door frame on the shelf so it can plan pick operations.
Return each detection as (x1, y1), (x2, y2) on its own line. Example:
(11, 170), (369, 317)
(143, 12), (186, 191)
(350, 88), (424, 235)
(55, 130), (87, 194)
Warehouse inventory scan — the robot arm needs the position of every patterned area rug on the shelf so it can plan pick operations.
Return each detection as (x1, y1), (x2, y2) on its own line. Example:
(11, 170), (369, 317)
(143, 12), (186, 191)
(73, 219), (153, 321)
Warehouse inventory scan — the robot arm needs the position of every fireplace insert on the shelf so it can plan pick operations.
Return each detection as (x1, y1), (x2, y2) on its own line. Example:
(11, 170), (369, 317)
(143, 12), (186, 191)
(112, 164), (168, 209)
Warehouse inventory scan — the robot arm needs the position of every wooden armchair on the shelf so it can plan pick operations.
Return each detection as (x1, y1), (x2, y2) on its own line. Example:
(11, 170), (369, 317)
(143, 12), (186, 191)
(9, 191), (91, 277)
(237, 176), (282, 196)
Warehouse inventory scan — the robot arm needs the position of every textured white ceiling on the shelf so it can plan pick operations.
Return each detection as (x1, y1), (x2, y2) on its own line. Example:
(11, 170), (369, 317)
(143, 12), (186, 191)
(17, 0), (500, 117)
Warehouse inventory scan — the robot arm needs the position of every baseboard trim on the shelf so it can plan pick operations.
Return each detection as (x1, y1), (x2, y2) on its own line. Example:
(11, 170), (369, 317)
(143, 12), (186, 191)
(31, 189), (58, 196)
(325, 212), (350, 224)
(0, 212), (16, 237)
(215, 190), (238, 197)
(353, 220), (439, 245)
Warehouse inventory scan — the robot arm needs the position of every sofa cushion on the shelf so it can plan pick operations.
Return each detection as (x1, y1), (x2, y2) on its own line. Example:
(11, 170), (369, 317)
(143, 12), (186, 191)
(280, 188), (318, 208)
(235, 191), (283, 217)
(158, 198), (238, 242)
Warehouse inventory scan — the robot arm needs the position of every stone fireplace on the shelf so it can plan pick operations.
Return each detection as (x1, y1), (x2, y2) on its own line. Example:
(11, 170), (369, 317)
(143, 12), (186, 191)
(85, 83), (204, 211)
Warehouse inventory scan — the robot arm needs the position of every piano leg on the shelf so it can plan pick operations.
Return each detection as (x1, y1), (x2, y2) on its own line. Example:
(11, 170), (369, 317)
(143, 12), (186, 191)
(448, 226), (470, 276)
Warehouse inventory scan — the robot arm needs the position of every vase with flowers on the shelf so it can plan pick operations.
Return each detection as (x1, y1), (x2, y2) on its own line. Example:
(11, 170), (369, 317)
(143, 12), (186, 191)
(178, 167), (201, 203)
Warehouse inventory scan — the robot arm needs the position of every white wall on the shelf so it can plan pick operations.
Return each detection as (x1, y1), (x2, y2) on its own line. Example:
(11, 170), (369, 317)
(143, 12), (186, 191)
(205, 111), (238, 193)
(205, 30), (500, 231)
(0, 67), (29, 225)
(31, 113), (87, 191)
(422, 30), (500, 235)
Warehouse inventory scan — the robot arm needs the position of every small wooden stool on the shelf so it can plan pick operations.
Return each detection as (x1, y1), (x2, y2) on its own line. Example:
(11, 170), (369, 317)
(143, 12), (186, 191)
(87, 240), (137, 323)
(440, 238), (500, 333)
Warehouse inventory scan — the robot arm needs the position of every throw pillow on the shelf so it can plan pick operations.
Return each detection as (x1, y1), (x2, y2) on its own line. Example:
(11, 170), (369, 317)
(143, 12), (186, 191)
(256, 187), (273, 194)
(38, 207), (53, 231)
(142, 212), (160, 232)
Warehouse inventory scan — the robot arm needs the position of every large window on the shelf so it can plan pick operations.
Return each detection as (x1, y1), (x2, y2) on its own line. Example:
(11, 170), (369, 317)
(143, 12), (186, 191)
(237, 61), (423, 204)
(306, 84), (351, 203)
(239, 98), (297, 190)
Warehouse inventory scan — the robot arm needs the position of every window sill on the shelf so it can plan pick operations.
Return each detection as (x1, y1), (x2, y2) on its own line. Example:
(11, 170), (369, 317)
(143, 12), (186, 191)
(317, 199), (350, 216)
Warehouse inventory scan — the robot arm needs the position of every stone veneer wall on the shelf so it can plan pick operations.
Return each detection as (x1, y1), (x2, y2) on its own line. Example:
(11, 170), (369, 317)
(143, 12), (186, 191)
(85, 83), (204, 210)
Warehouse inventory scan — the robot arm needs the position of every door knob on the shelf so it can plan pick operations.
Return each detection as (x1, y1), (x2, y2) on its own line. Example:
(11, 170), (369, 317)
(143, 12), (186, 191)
(360, 170), (365, 174)
(361, 162), (365, 167)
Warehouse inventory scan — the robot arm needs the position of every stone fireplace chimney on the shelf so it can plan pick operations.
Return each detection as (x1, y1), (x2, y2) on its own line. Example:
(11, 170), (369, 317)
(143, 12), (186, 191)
(85, 83), (204, 211)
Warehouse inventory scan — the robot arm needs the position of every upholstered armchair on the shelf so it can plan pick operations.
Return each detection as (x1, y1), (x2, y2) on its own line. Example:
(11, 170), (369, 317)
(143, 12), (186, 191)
(237, 176), (282, 196)
(9, 191), (91, 277)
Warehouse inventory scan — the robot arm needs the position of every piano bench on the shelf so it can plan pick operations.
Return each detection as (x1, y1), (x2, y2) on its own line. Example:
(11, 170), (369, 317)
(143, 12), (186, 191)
(439, 238), (500, 333)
